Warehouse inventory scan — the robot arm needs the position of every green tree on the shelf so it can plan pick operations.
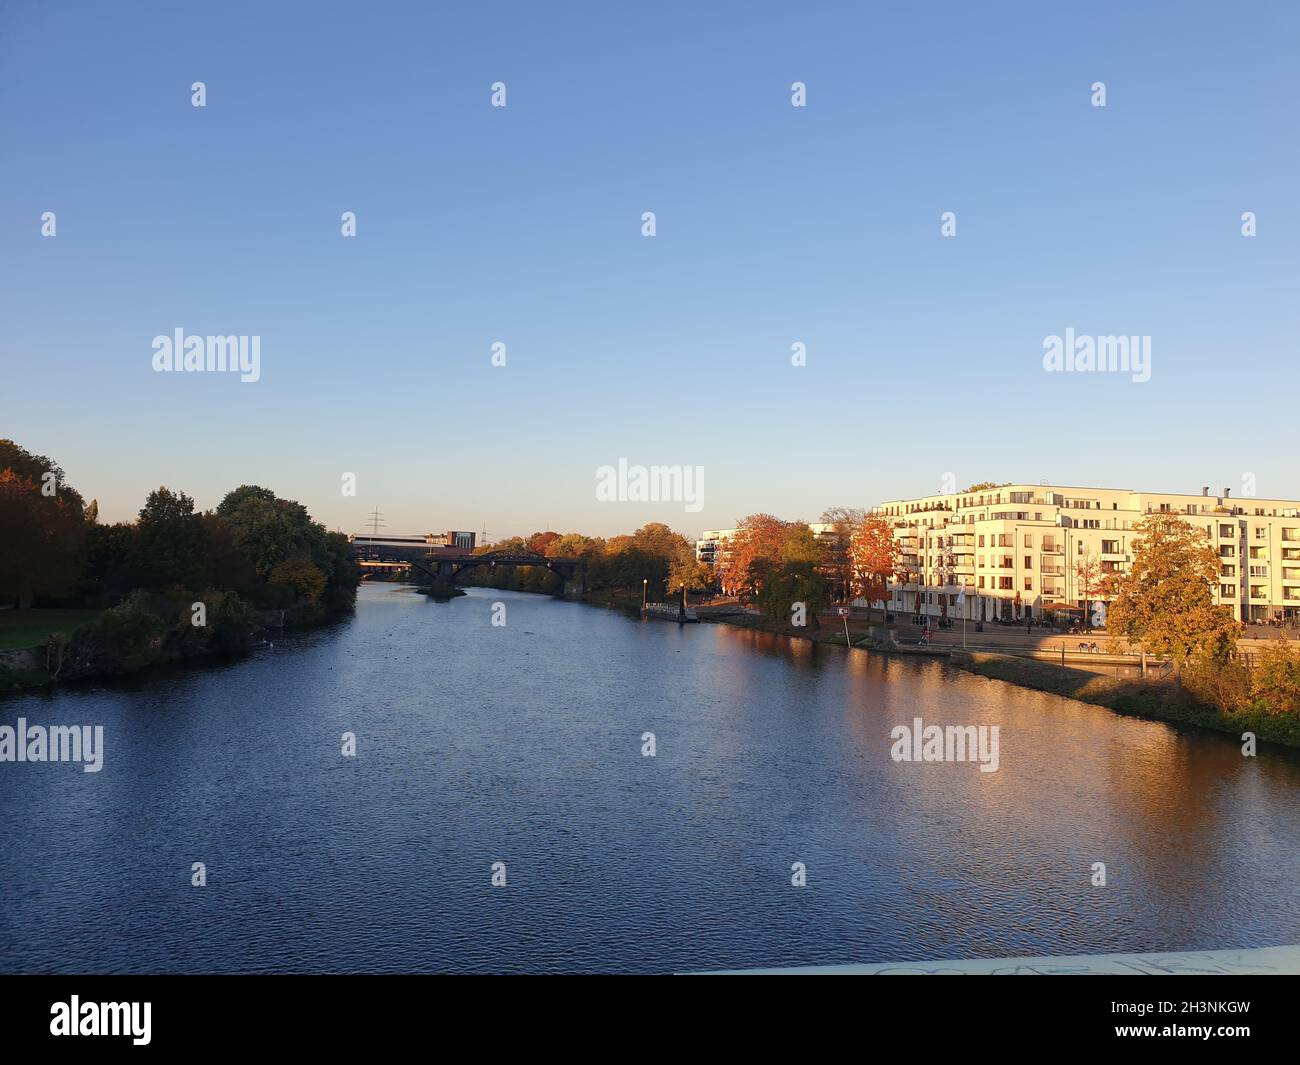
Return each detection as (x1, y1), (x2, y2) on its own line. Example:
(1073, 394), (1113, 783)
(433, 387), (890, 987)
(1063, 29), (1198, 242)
(130, 487), (209, 591)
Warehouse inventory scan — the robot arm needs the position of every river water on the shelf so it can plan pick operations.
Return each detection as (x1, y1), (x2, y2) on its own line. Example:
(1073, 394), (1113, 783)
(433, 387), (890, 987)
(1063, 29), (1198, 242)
(2, 584), (1298, 973)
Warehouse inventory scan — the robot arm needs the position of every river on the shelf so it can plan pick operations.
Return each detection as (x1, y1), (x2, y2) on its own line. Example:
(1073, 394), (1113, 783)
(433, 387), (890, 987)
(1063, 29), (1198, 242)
(2, 583), (1298, 973)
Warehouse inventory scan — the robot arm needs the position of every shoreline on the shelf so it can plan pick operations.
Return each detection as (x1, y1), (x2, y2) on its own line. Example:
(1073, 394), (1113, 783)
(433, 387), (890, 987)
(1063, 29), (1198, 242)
(12, 585), (1298, 752)
(695, 610), (1300, 752)
(0, 602), (356, 695)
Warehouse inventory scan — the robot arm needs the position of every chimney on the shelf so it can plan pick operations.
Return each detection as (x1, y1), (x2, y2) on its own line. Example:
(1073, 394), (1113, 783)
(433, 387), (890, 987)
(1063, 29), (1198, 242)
(1202, 486), (1209, 496)
(1224, 487), (1231, 498)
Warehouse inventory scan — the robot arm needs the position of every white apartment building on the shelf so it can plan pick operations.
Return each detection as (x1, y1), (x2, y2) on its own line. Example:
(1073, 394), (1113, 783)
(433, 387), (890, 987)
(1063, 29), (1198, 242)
(873, 484), (1300, 624)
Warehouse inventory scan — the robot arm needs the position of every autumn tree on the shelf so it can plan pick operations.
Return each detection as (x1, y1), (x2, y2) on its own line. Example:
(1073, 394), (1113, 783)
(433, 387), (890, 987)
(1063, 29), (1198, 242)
(819, 506), (865, 601)
(1105, 514), (1240, 667)
(849, 515), (901, 622)
(719, 514), (789, 601)
(526, 531), (562, 556)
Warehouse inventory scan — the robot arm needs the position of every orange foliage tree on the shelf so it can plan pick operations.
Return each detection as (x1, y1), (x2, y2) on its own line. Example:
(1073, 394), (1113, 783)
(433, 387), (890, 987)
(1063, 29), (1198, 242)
(718, 513), (789, 601)
(849, 515), (901, 622)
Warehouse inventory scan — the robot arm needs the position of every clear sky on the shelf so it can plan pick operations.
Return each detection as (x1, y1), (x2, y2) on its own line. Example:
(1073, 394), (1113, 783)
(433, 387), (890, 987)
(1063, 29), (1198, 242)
(2, 0), (1297, 540)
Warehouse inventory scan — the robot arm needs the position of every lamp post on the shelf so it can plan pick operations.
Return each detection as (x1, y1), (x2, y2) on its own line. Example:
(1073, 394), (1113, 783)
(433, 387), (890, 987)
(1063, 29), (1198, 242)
(642, 578), (648, 610)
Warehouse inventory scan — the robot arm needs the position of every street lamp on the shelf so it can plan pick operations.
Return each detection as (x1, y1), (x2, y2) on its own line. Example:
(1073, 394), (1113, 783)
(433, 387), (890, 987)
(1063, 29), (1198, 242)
(642, 578), (648, 609)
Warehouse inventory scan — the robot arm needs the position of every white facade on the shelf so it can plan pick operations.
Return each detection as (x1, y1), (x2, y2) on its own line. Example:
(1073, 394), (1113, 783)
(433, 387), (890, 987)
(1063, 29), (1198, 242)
(873, 484), (1300, 623)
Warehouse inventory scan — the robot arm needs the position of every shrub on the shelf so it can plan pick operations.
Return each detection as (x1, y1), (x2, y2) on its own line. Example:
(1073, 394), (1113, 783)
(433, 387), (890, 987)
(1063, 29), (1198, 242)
(1182, 654), (1252, 715)
(66, 592), (166, 675)
(268, 557), (327, 604)
(1250, 641), (1300, 716)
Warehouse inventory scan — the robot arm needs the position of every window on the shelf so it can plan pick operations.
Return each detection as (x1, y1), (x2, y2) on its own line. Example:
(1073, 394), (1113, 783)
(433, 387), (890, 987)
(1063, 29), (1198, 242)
(1101, 540), (1119, 554)
(1023, 577), (1033, 591)
(978, 534), (985, 547)
(1024, 555), (1032, 569)
(1024, 534), (1033, 548)
(1220, 585), (1236, 598)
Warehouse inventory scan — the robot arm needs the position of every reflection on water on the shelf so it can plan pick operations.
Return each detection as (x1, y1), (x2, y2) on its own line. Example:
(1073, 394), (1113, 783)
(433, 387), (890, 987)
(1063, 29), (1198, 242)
(1, 584), (1298, 973)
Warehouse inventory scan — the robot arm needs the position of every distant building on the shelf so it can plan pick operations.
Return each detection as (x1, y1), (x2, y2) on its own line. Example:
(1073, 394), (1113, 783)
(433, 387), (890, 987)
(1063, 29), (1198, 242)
(427, 530), (477, 550)
(350, 530), (477, 550)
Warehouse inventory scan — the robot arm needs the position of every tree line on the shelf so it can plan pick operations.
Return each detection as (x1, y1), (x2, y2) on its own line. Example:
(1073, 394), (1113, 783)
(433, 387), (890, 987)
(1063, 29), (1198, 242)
(1, 439), (359, 677)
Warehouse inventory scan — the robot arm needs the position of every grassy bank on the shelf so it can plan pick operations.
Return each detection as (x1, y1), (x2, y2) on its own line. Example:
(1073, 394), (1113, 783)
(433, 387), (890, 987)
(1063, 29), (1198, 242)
(952, 651), (1300, 749)
(0, 608), (103, 651)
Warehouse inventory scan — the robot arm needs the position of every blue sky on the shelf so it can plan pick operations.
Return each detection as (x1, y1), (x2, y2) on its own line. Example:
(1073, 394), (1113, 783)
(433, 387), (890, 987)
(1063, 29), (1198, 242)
(2, 0), (1297, 538)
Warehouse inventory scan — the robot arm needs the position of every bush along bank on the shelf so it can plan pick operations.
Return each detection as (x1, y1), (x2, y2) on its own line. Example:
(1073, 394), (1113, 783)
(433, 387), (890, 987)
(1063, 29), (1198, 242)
(2, 584), (356, 690)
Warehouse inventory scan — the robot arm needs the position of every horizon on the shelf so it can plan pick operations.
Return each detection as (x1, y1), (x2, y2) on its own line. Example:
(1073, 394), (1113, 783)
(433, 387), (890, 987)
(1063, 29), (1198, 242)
(3, 0), (1297, 538)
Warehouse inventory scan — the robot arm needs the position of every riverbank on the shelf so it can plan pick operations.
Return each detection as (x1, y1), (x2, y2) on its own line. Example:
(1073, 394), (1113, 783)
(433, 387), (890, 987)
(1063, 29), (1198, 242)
(699, 611), (1300, 750)
(0, 595), (356, 693)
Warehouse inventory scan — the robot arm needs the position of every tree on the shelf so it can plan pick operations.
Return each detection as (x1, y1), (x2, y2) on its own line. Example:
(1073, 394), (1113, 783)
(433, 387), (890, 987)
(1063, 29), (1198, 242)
(1250, 640), (1300, 716)
(668, 555), (714, 595)
(131, 487), (209, 591)
(268, 557), (327, 603)
(77, 521), (139, 602)
(1105, 514), (1240, 667)
(216, 485), (325, 579)
(719, 514), (789, 601)
(819, 506), (864, 601)
(849, 515), (901, 622)
(1074, 550), (1103, 631)
(526, 531), (562, 556)
(0, 441), (90, 606)
(754, 524), (831, 625)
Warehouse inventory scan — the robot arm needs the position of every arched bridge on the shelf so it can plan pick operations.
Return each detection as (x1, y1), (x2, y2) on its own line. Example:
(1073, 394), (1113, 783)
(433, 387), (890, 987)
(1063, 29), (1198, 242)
(348, 541), (586, 597)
